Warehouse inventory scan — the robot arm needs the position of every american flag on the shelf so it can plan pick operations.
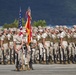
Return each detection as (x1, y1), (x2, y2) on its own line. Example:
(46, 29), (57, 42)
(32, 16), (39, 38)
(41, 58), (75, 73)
(18, 7), (22, 30)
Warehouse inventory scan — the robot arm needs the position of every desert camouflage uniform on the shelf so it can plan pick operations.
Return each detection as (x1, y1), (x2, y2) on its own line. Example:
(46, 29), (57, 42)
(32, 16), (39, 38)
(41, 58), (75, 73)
(1, 33), (9, 64)
(14, 32), (23, 70)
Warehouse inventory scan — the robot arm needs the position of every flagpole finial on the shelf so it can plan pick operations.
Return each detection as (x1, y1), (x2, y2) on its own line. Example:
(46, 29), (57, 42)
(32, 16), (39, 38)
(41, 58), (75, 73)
(26, 6), (31, 12)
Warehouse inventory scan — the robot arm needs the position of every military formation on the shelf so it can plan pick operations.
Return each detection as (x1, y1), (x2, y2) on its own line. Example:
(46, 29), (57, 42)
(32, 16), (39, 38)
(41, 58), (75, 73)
(0, 25), (76, 71)
(31, 25), (76, 64)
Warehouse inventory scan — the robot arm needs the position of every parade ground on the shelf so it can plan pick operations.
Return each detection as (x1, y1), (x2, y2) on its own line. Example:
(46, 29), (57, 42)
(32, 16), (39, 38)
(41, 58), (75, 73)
(0, 64), (76, 75)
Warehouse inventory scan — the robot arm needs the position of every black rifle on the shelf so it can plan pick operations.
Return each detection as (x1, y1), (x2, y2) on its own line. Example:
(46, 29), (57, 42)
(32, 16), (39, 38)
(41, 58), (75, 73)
(13, 49), (15, 64)
(67, 47), (70, 64)
(16, 53), (19, 71)
(62, 48), (66, 64)
(39, 47), (42, 64)
(10, 49), (12, 64)
(2, 50), (5, 64)
(59, 47), (62, 64)
(53, 48), (56, 63)
(71, 47), (74, 63)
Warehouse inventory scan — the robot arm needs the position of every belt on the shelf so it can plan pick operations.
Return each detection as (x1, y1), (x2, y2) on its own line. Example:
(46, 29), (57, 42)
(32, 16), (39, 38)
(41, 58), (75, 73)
(16, 43), (21, 45)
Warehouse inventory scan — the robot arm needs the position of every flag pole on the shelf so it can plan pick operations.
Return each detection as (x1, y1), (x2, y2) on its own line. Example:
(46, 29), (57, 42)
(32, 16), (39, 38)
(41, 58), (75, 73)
(19, 7), (23, 70)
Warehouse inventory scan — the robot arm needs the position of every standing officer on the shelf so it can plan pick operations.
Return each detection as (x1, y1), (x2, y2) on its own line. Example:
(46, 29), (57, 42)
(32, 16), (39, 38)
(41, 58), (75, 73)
(42, 30), (50, 64)
(59, 30), (68, 64)
(37, 30), (44, 63)
(1, 29), (9, 64)
(31, 39), (37, 64)
(14, 29), (23, 71)
(49, 42), (54, 63)
(53, 43), (59, 63)
(7, 28), (14, 64)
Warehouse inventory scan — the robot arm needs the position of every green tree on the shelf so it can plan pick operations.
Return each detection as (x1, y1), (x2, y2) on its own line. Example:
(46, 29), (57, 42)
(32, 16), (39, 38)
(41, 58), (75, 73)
(32, 20), (47, 27)
(3, 18), (25, 28)
(3, 19), (47, 28)
(3, 23), (8, 28)
(22, 18), (25, 27)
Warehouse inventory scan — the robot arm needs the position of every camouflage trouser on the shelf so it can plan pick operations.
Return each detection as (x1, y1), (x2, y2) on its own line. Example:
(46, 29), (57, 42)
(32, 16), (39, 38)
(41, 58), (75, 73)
(20, 54), (30, 66)
(45, 46), (50, 56)
(3, 43), (8, 54)
(50, 46), (53, 60)
(32, 49), (37, 63)
(35, 50), (39, 60)
(24, 52), (30, 65)
(62, 48), (67, 63)
(15, 45), (22, 66)
(32, 49), (35, 61)
(3, 43), (9, 61)
(39, 47), (43, 56)
(38, 43), (43, 56)
(9, 42), (14, 57)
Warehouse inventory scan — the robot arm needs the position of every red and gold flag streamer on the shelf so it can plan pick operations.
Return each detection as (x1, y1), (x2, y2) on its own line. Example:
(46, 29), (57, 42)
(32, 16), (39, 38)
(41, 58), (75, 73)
(25, 8), (32, 45)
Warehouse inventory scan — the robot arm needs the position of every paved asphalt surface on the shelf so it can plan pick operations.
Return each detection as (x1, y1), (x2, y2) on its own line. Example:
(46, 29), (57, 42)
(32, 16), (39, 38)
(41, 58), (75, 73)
(0, 64), (76, 75)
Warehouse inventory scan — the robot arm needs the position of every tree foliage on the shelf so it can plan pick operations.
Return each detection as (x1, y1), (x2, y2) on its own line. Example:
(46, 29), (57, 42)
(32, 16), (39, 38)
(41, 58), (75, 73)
(32, 20), (47, 27)
(3, 19), (47, 28)
(3, 18), (25, 28)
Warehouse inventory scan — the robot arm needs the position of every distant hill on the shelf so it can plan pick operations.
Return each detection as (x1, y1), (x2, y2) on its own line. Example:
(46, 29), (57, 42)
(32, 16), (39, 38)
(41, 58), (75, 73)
(0, 0), (76, 26)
